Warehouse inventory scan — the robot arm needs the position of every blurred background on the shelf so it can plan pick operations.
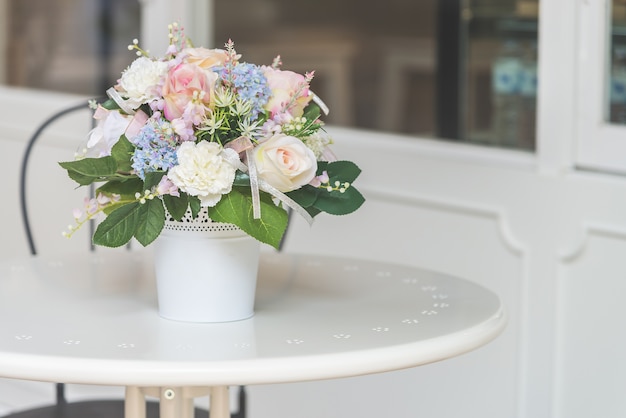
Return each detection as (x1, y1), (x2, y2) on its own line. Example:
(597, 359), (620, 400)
(3, 0), (626, 151)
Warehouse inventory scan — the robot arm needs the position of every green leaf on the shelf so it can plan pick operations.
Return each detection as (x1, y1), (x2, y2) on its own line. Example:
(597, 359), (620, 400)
(303, 160), (365, 216)
(134, 198), (165, 246)
(100, 99), (121, 111)
(59, 156), (118, 176)
(144, 171), (166, 190)
(92, 202), (140, 247)
(313, 186), (365, 215)
(285, 185), (319, 208)
(64, 170), (97, 186)
(101, 200), (133, 216)
(189, 196), (201, 218)
(283, 160), (365, 218)
(207, 188), (288, 249)
(59, 157), (118, 186)
(163, 193), (189, 221)
(305, 206), (322, 217)
(110, 135), (135, 173)
(233, 171), (251, 187)
(97, 177), (144, 197)
(319, 160), (362, 183)
(303, 102), (321, 121)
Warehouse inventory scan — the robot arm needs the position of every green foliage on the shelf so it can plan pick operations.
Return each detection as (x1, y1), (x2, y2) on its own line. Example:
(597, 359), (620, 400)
(97, 177), (143, 198)
(100, 99), (120, 111)
(59, 157), (118, 185)
(163, 193), (188, 221)
(303, 102), (321, 122)
(144, 171), (165, 190)
(134, 198), (165, 246)
(92, 202), (140, 247)
(207, 187), (288, 249)
(60, 132), (364, 250)
(286, 160), (365, 217)
(189, 196), (202, 218)
(93, 198), (165, 247)
(110, 135), (135, 173)
(93, 199), (165, 248)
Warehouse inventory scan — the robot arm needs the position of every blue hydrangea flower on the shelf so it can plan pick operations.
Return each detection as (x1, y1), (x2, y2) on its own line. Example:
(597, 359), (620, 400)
(216, 63), (271, 120)
(131, 119), (179, 179)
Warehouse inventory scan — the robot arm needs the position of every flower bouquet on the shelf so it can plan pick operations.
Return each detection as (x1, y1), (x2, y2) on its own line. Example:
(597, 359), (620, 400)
(60, 23), (364, 249)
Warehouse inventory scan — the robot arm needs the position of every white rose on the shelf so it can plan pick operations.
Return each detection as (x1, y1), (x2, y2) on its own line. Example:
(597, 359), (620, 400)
(168, 141), (238, 207)
(253, 134), (318, 192)
(119, 57), (168, 107)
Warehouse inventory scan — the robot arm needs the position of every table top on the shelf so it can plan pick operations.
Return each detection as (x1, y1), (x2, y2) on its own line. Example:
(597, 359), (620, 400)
(0, 251), (506, 387)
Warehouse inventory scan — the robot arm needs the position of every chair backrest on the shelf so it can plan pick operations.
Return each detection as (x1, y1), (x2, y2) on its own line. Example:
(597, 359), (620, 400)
(19, 102), (94, 256)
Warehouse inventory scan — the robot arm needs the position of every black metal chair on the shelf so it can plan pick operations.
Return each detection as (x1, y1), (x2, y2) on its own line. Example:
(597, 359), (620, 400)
(14, 102), (250, 418)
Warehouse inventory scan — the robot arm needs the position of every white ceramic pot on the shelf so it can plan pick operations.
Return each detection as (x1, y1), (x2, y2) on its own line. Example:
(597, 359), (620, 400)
(154, 208), (260, 323)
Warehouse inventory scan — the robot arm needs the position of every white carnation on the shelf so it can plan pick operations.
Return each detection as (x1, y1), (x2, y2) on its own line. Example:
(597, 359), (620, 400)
(119, 57), (168, 108)
(168, 141), (237, 207)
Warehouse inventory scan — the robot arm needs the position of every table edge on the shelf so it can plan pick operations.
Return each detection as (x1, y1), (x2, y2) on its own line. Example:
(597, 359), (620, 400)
(0, 306), (506, 387)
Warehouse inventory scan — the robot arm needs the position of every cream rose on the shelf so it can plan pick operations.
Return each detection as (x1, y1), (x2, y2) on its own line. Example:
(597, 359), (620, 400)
(167, 141), (237, 207)
(182, 47), (228, 69)
(253, 134), (317, 192)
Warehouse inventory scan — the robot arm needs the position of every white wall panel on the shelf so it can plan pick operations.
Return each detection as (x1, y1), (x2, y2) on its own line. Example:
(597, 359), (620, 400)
(557, 231), (626, 418)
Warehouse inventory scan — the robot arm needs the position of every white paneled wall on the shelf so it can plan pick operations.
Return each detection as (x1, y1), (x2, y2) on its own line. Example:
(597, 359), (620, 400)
(3, 87), (626, 418)
(557, 232), (626, 418)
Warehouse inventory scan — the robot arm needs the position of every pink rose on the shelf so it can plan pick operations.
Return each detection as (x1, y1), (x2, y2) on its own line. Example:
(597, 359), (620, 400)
(182, 47), (228, 69)
(253, 134), (317, 192)
(161, 62), (217, 121)
(262, 67), (312, 118)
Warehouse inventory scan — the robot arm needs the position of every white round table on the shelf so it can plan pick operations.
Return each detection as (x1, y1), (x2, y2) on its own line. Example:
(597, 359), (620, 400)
(0, 251), (506, 418)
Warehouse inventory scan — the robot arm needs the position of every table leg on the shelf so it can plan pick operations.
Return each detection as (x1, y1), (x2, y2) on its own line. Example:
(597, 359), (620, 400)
(159, 387), (195, 418)
(210, 386), (230, 418)
(125, 386), (146, 418)
(124, 385), (226, 418)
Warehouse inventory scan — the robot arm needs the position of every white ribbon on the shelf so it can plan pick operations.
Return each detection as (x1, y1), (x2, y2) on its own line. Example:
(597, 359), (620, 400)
(245, 148), (261, 220)
(219, 147), (314, 225)
(311, 92), (329, 116)
(257, 179), (314, 225)
(106, 88), (136, 115)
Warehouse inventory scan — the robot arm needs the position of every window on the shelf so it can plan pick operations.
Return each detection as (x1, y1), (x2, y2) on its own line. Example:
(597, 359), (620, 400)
(576, 0), (626, 174)
(609, 0), (626, 125)
(464, 0), (539, 150)
(214, 0), (539, 150)
(2, 0), (140, 96)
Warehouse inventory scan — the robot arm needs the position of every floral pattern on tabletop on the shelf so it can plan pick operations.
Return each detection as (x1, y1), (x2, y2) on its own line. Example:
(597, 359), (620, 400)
(60, 23), (364, 249)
